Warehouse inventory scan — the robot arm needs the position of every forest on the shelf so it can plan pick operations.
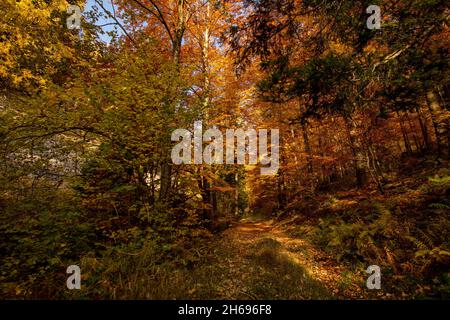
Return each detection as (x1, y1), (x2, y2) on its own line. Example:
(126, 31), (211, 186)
(0, 0), (449, 300)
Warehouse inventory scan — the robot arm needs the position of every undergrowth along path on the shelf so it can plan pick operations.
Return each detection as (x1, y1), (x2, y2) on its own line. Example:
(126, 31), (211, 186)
(194, 217), (368, 299)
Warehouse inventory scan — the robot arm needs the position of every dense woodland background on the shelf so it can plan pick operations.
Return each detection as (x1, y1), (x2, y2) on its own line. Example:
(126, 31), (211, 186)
(0, 0), (449, 299)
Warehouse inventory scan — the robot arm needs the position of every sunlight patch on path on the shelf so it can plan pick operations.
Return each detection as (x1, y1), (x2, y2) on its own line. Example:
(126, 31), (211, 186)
(212, 218), (367, 299)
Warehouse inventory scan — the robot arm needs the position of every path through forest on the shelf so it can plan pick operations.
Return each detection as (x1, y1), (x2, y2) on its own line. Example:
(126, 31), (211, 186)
(189, 218), (368, 299)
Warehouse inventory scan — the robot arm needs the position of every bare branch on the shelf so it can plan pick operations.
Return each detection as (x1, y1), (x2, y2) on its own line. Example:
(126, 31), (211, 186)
(132, 0), (175, 45)
(94, 0), (138, 47)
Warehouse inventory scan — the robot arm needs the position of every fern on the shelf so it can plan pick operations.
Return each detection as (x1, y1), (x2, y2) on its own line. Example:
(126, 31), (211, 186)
(406, 235), (429, 251)
(418, 229), (434, 249)
(429, 203), (450, 210)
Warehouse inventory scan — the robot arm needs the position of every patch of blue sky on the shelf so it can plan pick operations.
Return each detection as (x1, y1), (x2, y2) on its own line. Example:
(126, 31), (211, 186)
(84, 0), (124, 43)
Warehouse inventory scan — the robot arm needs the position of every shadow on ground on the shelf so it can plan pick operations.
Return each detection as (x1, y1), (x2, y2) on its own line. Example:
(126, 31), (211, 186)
(244, 237), (332, 299)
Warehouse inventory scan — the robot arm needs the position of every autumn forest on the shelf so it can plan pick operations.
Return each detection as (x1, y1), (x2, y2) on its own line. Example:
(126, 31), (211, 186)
(0, 0), (449, 300)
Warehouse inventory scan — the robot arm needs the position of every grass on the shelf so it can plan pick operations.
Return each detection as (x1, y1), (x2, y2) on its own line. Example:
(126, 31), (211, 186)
(64, 228), (334, 300)
(245, 238), (331, 299)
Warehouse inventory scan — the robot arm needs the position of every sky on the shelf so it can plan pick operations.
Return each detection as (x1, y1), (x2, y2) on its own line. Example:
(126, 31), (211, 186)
(85, 0), (124, 43)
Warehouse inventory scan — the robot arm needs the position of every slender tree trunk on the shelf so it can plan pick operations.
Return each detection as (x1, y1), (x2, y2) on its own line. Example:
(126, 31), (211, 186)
(301, 122), (313, 175)
(426, 91), (444, 155)
(415, 106), (430, 152)
(427, 90), (448, 157)
(396, 110), (413, 154)
(277, 150), (286, 209)
(345, 118), (366, 188)
(160, 0), (186, 201)
(405, 111), (422, 152)
(366, 144), (385, 194)
(197, 1), (218, 224)
(317, 128), (329, 185)
(234, 171), (239, 216)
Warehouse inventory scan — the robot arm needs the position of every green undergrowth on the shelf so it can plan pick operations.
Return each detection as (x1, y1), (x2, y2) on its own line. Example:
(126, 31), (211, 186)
(282, 165), (450, 299)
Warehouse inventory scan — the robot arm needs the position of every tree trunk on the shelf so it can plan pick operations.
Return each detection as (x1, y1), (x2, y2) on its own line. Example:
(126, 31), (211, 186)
(396, 110), (413, 154)
(415, 106), (431, 152)
(426, 90), (447, 156)
(405, 111), (422, 152)
(301, 122), (313, 175)
(345, 118), (366, 188)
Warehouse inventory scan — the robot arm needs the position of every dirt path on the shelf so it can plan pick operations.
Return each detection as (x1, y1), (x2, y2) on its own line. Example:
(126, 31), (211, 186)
(196, 218), (367, 299)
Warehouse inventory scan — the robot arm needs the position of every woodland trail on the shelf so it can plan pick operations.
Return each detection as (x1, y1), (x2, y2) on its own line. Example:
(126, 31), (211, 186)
(190, 218), (368, 300)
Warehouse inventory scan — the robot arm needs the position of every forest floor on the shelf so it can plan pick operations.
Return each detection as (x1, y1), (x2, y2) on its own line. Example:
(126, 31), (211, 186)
(138, 159), (449, 300)
(185, 217), (369, 300)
